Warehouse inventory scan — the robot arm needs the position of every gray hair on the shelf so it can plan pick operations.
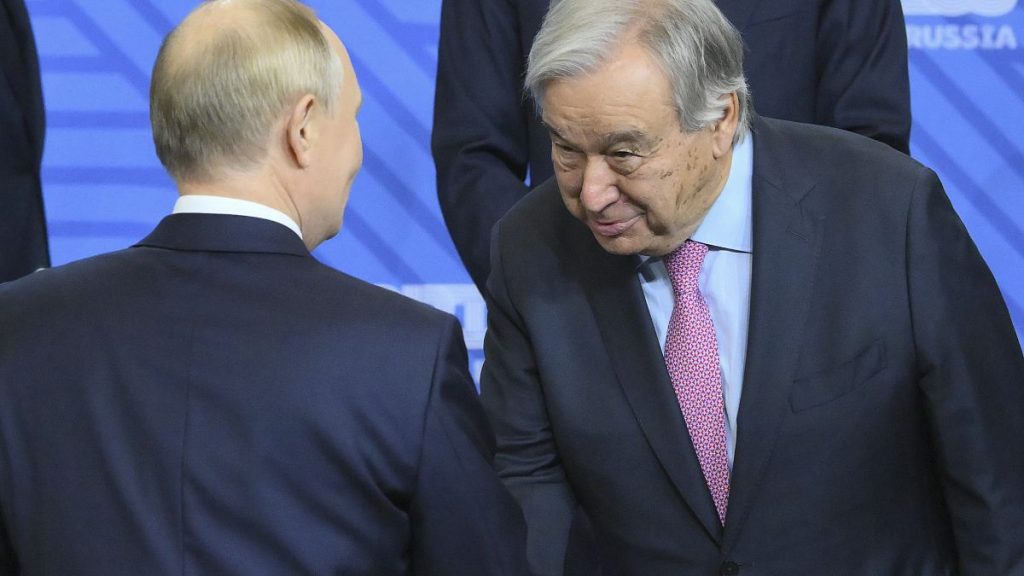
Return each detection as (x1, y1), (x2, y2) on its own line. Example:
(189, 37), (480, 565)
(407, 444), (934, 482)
(526, 0), (750, 143)
(150, 0), (344, 182)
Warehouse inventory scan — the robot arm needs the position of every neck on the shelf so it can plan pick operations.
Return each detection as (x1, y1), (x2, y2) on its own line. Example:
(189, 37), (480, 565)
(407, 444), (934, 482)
(177, 166), (303, 233)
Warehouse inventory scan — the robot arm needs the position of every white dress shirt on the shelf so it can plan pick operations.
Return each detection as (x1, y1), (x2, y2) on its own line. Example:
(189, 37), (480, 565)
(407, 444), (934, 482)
(172, 195), (303, 241)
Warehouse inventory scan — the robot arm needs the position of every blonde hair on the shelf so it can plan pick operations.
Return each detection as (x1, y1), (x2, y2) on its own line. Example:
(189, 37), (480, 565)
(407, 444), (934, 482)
(150, 0), (344, 181)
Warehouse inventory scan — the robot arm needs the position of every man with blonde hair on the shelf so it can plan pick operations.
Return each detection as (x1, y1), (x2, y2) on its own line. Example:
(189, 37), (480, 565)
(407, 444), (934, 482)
(0, 1), (528, 574)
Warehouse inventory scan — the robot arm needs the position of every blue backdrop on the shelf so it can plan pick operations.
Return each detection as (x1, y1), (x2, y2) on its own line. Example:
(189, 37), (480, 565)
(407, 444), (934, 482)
(26, 0), (1024, 375)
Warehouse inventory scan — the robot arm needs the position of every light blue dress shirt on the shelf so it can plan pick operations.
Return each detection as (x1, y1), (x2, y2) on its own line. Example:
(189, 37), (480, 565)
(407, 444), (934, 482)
(638, 135), (754, 469)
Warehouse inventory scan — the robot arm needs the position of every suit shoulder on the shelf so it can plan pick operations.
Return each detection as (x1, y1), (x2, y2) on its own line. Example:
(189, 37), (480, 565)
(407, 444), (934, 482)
(0, 250), (143, 345)
(755, 117), (932, 215)
(0, 249), (131, 304)
(760, 117), (926, 181)
(307, 262), (460, 335)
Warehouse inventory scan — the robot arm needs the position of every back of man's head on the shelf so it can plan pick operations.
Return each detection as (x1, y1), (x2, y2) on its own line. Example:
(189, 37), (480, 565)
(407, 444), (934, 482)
(150, 0), (344, 183)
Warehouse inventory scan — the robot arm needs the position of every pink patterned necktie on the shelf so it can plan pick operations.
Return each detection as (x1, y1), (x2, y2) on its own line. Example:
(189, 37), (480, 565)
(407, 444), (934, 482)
(663, 240), (730, 525)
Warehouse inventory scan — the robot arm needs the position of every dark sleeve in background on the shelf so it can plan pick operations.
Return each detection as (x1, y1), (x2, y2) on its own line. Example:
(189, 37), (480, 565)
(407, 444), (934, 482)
(814, 0), (911, 154)
(431, 0), (549, 296)
(735, 0), (911, 154)
(0, 0), (49, 284)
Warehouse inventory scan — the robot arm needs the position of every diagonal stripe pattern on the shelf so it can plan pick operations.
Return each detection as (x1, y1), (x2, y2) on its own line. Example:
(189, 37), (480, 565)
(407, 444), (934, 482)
(663, 240), (730, 525)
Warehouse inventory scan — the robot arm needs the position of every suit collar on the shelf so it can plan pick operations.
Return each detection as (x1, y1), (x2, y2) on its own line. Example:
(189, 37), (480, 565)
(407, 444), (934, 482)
(172, 195), (304, 241)
(745, 115), (817, 205)
(134, 213), (310, 257)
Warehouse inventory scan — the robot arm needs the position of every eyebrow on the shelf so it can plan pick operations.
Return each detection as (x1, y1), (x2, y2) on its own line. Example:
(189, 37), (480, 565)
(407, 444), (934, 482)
(602, 130), (651, 148)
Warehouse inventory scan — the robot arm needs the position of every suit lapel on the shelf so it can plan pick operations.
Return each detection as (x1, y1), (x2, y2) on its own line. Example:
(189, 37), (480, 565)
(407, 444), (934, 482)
(722, 118), (822, 550)
(577, 230), (725, 543)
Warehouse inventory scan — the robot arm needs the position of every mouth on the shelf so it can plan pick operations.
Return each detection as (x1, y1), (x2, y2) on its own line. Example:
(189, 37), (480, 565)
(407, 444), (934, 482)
(590, 214), (642, 237)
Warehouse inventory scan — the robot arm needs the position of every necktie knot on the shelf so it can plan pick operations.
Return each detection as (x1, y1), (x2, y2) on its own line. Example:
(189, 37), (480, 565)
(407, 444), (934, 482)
(664, 240), (708, 296)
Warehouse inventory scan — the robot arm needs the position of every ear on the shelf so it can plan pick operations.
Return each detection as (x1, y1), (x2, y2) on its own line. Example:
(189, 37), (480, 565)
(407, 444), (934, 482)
(710, 92), (739, 159)
(287, 94), (317, 168)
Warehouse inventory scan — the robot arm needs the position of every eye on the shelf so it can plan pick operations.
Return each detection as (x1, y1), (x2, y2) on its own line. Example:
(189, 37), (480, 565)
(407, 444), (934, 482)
(611, 149), (639, 159)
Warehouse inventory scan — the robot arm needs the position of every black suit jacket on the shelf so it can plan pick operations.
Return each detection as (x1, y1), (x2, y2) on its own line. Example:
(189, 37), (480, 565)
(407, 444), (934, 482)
(481, 117), (1024, 575)
(0, 214), (529, 575)
(432, 0), (911, 294)
(0, 0), (48, 282)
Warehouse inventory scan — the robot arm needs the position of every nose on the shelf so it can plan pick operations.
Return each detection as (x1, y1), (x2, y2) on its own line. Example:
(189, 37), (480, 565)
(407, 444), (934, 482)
(579, 157), (619, 213)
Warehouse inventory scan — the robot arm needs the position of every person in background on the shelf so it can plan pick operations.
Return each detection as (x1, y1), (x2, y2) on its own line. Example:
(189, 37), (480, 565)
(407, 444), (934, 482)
(0, 1), (528, 574)
(480, 0), (1024, 574)
(432, 0), (911, 295)
(0, 0), (49, 283)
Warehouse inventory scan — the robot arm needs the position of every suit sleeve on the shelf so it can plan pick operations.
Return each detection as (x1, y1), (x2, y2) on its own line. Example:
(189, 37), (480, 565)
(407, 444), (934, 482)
(480, 223), (577, 576)
(409, 316), (530, 576)
(431, 0), (533, 293)
(0, 0), (50, 283)
(815, 0), (911, 154)
(906, 169), (1024, 573)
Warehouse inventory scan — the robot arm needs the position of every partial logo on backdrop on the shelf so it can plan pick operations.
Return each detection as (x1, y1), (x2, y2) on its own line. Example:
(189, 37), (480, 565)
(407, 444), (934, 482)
(903, 0), (1019, 49)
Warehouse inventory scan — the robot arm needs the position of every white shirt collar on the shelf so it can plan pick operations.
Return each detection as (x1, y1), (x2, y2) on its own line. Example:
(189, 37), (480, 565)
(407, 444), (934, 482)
(172, 195), (303, 240)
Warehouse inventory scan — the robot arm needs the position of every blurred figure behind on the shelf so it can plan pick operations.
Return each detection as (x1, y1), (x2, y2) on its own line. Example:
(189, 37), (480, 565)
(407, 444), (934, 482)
(0, 0), (49, 283)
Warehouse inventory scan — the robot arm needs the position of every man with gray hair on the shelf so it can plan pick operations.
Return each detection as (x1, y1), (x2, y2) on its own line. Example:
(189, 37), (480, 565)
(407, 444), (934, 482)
(480, 0), (1024, 574)
(0, 1), (528, 574)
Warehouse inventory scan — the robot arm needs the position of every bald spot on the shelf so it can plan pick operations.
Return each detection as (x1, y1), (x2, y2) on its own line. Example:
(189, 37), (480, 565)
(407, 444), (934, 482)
(160, 1), (278, 73)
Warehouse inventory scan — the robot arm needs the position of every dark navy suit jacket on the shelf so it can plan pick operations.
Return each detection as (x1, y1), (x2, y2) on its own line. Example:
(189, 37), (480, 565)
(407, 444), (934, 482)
(432, 0), (911, 294)
(0, 0), (48, 283)
(481, 117), (1024, 575)
(0, 214), (529, 575)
